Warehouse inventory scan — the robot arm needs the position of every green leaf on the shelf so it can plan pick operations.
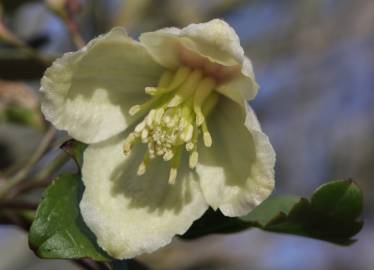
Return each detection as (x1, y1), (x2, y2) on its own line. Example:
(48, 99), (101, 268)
(29, 173), (110, 261)
(183, 179), (363, 245)
(182, 208), (249, 239)
(242, 195), (300, 226)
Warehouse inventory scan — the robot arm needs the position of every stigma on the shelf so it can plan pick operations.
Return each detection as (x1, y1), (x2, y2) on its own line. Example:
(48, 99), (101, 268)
(124, 66), (220, 184)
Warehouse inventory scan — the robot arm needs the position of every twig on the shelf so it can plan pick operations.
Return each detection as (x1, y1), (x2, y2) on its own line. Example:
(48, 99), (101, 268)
(0, 210), (31, 231)
(0, 21), (51, 65)
(74, 259), (110, 270)
(8, 178), (49, 198)
(7, 152), (70, 198)
(44, 0), (85, 49)
(0, 200), (37, 210)
(0, 127), (56, 197)
(63, 16), (85, 49)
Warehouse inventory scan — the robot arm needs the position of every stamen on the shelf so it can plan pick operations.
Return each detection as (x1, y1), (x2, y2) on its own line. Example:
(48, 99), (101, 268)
(163, 150), (174, 161)
(194, 106), (205, 126)
(126, 66), (221, 181)
(123, 133), (139, 155)
(141, 128), (149, 142)
(137, 152), (150, 176)
(154, 108), (165, 124)
(193, 78), (216, 126)
(169, 168), (178, 185)
(189, 151), (198, 169)
(145, 67), (191, 96)
(169, 146), (182, 184)
(159, 70), (174, 87)
(202, 92), (219, 117)
(202, 121), (212, 147)
(168, 70), (203, 107)
(186, 142), (194, 152)
(167, 66), (192, 90)
(180, 124), (194, 142)
(129, 96), (162, 116)
(135, 121), (146, 133)
(145, 109), (156, 126)
(129, 105), (141, 116)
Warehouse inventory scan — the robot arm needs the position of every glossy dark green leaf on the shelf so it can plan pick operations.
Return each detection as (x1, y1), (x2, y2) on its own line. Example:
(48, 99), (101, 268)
(182, 208), (249, 239)
(28, 173), (110, 261)
(184, 179), (363, 245)
(310, 179), (363, 221)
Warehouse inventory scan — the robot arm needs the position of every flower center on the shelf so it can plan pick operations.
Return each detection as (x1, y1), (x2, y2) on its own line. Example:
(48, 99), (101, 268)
(123, 66), (219, 184)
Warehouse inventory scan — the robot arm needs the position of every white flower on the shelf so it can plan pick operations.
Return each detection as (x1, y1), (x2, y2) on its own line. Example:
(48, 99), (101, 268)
(40, 19), (275, 259)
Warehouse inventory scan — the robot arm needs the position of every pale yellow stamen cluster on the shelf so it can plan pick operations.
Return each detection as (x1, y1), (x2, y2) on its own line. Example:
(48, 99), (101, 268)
(124, 66), (219, 184)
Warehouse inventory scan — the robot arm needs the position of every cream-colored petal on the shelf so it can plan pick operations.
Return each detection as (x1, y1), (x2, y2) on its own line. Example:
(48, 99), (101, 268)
(196, 97), (275, 217)
(181, 19), (244, 66)
(216, 56), (259, 104)
(139, 27), (182, 69)
(80, 134), (208, 259)
(140, 20), (258, 104)
(139, 19), (244, 69)
(41, 27), (163, 144)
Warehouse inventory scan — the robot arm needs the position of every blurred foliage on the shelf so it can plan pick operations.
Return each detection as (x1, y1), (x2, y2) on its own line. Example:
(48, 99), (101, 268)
(0, 81), (44, 129)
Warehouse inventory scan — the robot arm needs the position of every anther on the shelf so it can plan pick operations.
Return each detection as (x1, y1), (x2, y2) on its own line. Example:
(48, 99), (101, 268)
(194, 106), (205, 126)
(135, 121), (146, 133)
(193, 77), (216, 126)
(137, 152), (150, 175)
(186, 142), (194, 152)
(163, 150), (174, 161)
(137, 162), (146, 175)
(189, 151), (198, 169)
(128, 95), (164, 116)
(180, 124), (194, 142)
(123, 133), (138, 155)
(145, 109), (156, 126)
(129, 105), (141, 115)
(202, 121), (212, 147)
(203, 132), (212, 147)
(168, 168), (177, 185)
(168, 146), (182, 184)
(141, 129), (149, 142)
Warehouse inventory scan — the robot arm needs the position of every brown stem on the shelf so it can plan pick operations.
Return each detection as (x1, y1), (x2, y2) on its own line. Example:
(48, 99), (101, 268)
(0, 200), (37, 210)
(1, 211), (31, 231)
(73, 259), (110, 270)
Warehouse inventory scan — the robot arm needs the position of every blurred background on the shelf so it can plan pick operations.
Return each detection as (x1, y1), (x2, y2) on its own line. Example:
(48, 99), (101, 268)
(0, 0), (373, 269)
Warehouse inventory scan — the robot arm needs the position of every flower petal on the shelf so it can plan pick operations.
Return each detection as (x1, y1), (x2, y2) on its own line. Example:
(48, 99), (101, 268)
(196, 97), (275, 217)
(140, 19), (258, 104)
(80, 134), (208, 259)
(41, 28), (163, 144)
(216, 56), (259, 104)
(140, 19), (243, 69)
